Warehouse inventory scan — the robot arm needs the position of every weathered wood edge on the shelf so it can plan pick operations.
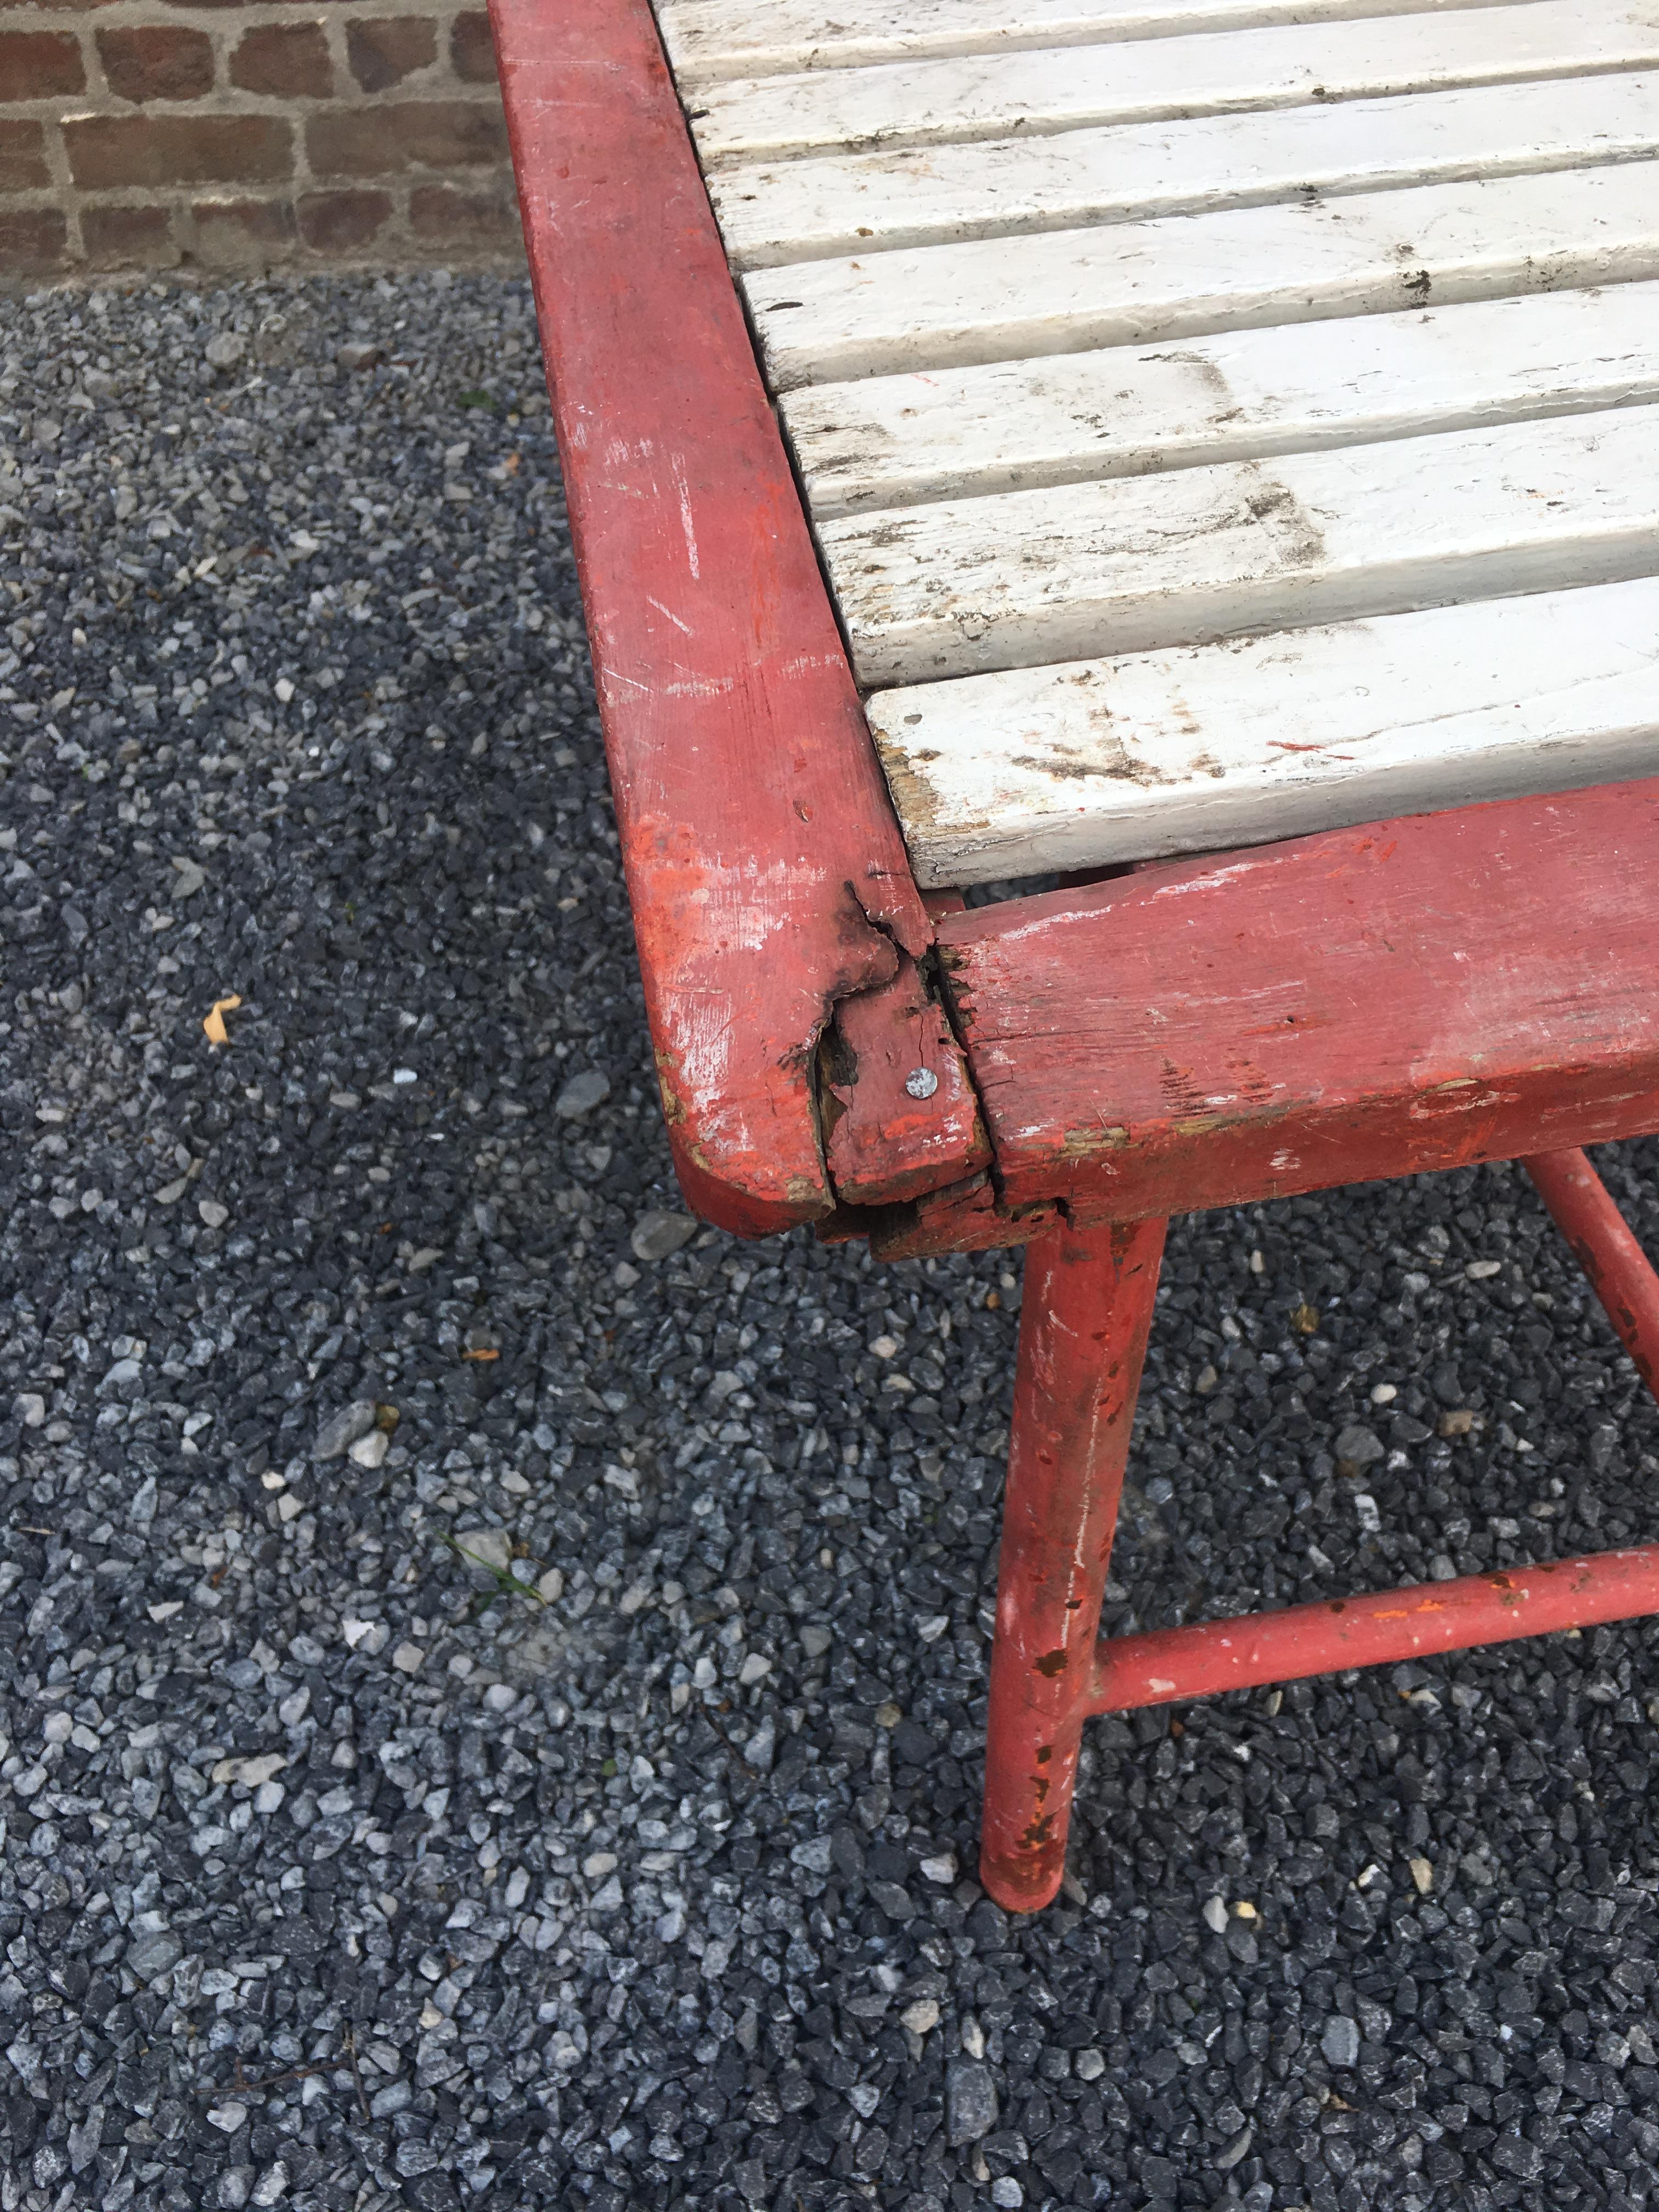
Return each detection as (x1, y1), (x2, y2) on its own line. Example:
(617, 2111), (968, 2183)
(489, 0), (945, 1235)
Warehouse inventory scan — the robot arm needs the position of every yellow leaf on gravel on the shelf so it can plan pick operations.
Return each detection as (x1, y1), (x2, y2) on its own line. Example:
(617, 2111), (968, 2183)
(202, 994), (242, 1046)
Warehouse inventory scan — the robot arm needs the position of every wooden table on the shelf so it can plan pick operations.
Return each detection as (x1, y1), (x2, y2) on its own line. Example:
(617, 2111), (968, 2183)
(490, 0), (1659, 1909)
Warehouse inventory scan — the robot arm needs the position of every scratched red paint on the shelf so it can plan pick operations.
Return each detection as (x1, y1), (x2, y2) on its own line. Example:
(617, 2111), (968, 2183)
(1091, 1548), (1659, 1712)
(939, 780), (1659, 1226)
(980, 1219), (1166, 1914)
(490, 0), (929, 1236)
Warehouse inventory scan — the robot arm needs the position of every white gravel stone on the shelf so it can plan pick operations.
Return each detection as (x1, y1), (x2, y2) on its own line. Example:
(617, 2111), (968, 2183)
(211, 1753), (288, 1787)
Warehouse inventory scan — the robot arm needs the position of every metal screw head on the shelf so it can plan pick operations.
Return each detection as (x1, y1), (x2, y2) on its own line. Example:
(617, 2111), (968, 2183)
(904, 1066), (939, 1099)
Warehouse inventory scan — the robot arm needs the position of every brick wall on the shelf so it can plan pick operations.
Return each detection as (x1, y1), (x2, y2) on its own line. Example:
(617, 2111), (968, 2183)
(0, 0), (524, 281)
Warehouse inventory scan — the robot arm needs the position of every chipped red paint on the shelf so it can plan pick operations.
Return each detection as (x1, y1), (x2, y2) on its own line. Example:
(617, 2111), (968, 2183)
(490, 0), (929, 1235)
(1523, 1149), (1659, 1400)
(939, 781), (1659, 1225)
(822, 953), (991, 1207)
(1090, 1548), (1659, 1712)
(980, 1217), (1166, 1914)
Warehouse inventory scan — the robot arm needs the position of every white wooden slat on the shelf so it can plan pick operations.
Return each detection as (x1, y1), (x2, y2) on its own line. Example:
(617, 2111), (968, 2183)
(783, 281), (1659, 514)
(820, 404), (1659, 685)
(655, 0), (1526, 85)
(710, 70), (1659, 266)
(691, 3), (1659, 168)
(747, 164), (1659, 389)
(866, 579), (1659, 882)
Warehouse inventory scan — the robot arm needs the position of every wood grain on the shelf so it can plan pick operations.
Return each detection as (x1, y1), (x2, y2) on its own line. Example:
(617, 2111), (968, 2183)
(747, 163), (1659, 387)
(938, 779), (1659, 1224)
(784, 279), (1659, 514)
(822, 402), (1659, 684)
(692, 2), (1659, 167)
(657, 0), (1531, 81)
(713, 70), (1659, 266)
(866, 578), (1659, 882)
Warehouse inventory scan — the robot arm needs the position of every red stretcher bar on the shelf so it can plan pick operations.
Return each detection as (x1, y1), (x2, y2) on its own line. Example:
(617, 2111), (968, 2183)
(1525, 1150), (1659, 1401)
(1091, 1547), (1659, 1712)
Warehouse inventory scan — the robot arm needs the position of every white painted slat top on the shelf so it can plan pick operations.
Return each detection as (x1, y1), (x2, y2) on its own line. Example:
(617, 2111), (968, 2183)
(692, 2), (1659, 168)
(749, 165), (1659, 388)
(658, 0), (1659, 877)
(657, 0), (1537, 83)
(711, 71), (1659, 266)
(784, 280), (1659, 513)
(867, 579), (1659, 882)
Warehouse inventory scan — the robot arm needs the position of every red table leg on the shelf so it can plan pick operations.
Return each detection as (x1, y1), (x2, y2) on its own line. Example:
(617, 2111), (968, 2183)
(980, 1216), (1167, 1912)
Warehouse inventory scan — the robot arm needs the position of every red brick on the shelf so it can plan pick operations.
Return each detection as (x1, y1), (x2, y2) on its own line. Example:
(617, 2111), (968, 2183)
(230, 22), (331, 98)
(449, 12), (497, 84)
(306, 98), (505, 178)
(0, 120), (52, 191)
(297, 187), (392, 252)
(409, 183), (520, 248)
(97, 23), (215, 103)
(346, 15), (436, 93)
(194, 195), (298, 266)
(0, 207), (67, 274)
(82, 202), (175, 267)
(0, 30), (86, 98)
(64, 112), (291, 189)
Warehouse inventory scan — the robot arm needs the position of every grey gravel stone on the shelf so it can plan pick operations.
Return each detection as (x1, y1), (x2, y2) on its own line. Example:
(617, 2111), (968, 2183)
(630, 1206), (697, 1262)
(1216, 2122), (1254, 2169)
(4, 267), (1657, 2212)
(313, 1398), (377, 1458)
(1491, 2134), (1545, 2181)
(1333, 1421), (1386, 1466)
(126, 1929), (183, 1982)
(554, 1068), (610, 1118)
(1321, 2013), (1361, 2069)
(946, 2057), (999, 2144)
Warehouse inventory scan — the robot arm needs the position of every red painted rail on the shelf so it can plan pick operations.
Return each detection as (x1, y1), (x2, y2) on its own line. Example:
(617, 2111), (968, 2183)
(489, 0), (934, 1235)
(940, 780), (1659, 1229)
(1091, 1548), (1659, 1712)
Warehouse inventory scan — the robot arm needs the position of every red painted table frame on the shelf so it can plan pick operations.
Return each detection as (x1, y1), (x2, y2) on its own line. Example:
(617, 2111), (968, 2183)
(490, 0), (1659, 1916)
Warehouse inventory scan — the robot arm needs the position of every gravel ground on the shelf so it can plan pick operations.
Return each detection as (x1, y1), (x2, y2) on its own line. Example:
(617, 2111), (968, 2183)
(5, 270), (1659, 2212)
